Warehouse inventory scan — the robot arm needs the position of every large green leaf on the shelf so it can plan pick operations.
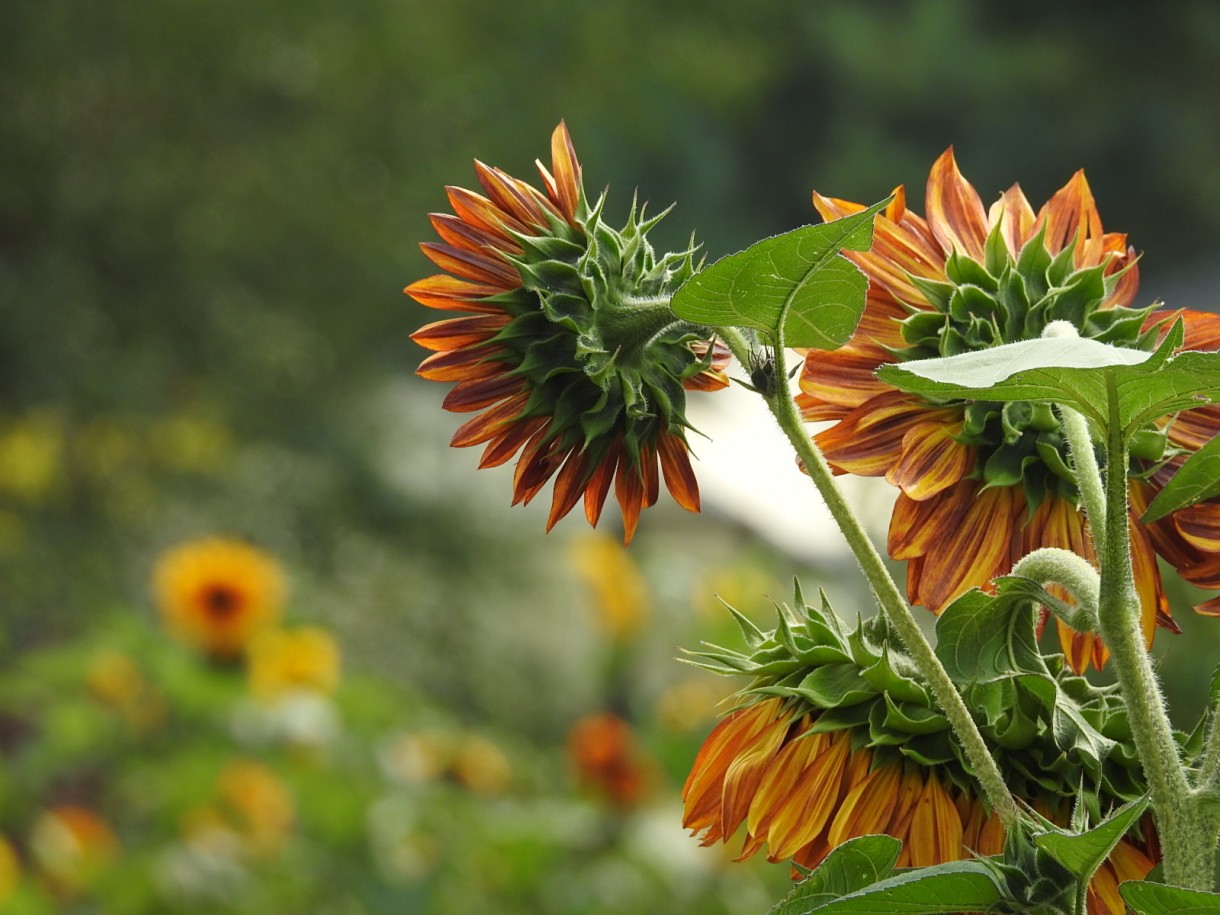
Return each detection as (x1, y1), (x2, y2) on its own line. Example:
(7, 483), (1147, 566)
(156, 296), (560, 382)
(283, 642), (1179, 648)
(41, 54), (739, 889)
(1033, 795), (1148, 882)
(1142, 430), (1220, 522)
(934, 579), (1052, 685)
(770, 836), (902, 914)
(879, 319), (1220, 436)
(671, 198), (891, 348)
(774, 859), (1004, 914)
(1120, 881), (1220, 914)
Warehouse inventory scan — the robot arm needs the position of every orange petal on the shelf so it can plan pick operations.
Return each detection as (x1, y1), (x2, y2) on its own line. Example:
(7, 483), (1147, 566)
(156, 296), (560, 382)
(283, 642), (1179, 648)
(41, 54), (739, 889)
(1174, 502), (1220, 553)
(987, 183), (1036, 257)
(615, 456), (645, 545)
(815, 391), (935, 477)
(411, 314), (510, 352)
(549, 121), (582, 224)
(1036, 169), (1102, 265)
(429, 211), (523, 256)
(925, 148), (988, 261)
(441, 374), (525, 413)
(546, 448), (591, 532)
(449, 393), (529, 447)
(800, 346), (895, 411)
(445, 185), (529, 239)
(420, 241), (519, 287)
(479, 416), (547, 468)
(583, 443), (619, 527)
(759, 731), (853, 860)
(914, 484), (1016, 610)
(405, 274), (504, 313)
(886, 421), (975, 501)
(417, 344), (508, 381)
(658, 432), (700, 513)
(889, 482), (974, 562)
(907, 772), (965, 866)
(474, 161), (556, 231)
(827, 761), (902, 848)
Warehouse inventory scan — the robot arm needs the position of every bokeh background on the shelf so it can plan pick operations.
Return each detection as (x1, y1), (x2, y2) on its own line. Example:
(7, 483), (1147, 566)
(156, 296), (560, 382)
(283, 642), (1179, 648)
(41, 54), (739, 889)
(4, 2), (1220, 912)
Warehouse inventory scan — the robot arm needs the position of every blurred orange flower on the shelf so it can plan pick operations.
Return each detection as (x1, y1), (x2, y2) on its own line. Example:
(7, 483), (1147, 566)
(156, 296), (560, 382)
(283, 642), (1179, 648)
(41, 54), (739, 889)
(568, 712), (654, 808)
(153, 537), (286, 658)
(184, 760), (295, 860)
(29, 805), (119, 896)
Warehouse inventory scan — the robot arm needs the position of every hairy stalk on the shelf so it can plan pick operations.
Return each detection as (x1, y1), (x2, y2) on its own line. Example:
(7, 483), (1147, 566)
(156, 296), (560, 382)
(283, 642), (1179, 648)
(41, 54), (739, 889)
(754, 339), (1018, 828)
(1094, 374), (1212, 889)
(1010, 547), (1100, 634)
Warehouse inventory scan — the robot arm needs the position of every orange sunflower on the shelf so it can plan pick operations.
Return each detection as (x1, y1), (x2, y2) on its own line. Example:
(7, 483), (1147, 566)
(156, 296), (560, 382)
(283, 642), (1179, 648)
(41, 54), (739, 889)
(153, 537), (286, 658)
(683, 698), (1157, 915)
(409, 122), (729, 543)
(799, 149), (1220, 671)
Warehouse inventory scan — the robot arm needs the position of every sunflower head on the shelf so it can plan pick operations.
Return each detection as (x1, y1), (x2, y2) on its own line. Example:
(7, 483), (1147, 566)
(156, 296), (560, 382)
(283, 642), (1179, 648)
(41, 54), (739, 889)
(409, 123), (728, 543)
(153, 537), (286, 659)
(681, 583), (1155, 885)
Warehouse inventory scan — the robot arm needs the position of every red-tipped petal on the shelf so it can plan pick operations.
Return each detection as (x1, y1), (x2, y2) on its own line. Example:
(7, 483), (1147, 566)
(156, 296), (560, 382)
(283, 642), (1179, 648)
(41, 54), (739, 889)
(441, 374), (525, 413)
(405, 275), (504, 313)
(546, 448), (591, 532)
(658, 433), (700, 513)
(449, 393), (529, 447)
(417, 344), (507, 381)
(429, 212), (523, 257)
(411, 314), (510, 352)
(446, 185), (529, 239)
(615, 457), (645, 545)
(886, 421), (975, 501)
(420, 241), (519, 287)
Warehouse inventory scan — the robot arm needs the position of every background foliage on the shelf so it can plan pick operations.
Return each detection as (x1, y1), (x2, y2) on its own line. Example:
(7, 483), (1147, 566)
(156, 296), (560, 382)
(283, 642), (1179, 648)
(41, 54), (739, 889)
(4, 1), (1220, 911)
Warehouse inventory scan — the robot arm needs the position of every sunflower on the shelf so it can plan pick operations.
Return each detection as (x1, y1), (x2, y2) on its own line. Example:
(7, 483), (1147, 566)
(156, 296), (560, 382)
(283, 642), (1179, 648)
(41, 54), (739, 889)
(681, 586), (1157, 914)
(408, 122), (729, 543)
(799, 149), (1220, 671)
(683, 698), (1156, 915)
(153, 537), (286, 658)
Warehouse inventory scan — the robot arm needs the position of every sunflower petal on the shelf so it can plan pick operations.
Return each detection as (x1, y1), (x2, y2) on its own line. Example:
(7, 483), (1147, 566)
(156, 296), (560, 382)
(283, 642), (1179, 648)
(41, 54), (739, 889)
(886, 421), (975, 501)
(925, 148), (988, 261)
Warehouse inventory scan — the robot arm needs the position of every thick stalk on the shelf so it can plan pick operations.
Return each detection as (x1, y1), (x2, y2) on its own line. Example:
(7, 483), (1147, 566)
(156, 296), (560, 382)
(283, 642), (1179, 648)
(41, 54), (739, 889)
(747, 338), (1018, 827)
(1094, 374), (1211, 888)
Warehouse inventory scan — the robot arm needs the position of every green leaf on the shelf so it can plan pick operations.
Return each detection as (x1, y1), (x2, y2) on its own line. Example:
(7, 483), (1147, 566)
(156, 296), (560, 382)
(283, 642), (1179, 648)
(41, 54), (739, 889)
(774, 859), (1004, 914)
(1142, 430), (1220, 522)
(1120, 881), (1220, 914)
(1033, 795), (1148, 882)
(769, 836), (902, 914)
(934, 580), (1052, 685)
(879, 318), (1220, 436)
(671, 197), (892, 349)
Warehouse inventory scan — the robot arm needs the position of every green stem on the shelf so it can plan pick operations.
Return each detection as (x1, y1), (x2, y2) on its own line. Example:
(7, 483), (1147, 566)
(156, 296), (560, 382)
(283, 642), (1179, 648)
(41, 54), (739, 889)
(1094, 374), (1211, 889)
(1197, 704), (1220, 791)
(762, 341), (1018, 828)
(1009, 547), (1099, 633)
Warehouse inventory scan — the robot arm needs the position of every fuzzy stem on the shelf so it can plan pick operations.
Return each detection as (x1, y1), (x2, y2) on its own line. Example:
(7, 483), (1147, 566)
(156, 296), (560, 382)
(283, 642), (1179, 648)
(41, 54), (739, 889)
(1009, 547), (1099, 633)
(1044, 322), (1107, 554)
(763, 341), (1018, 828)
(1094, 373), (1212, 889)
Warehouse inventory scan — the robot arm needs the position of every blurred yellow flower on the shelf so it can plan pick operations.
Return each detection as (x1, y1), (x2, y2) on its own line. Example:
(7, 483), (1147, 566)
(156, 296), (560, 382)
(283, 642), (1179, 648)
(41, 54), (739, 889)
(569, 534), (649, 641)
(0, 835), (19, 904)
(86, 649), (166, 733)
(187, 760), (295, 860)
(247, 626), (341, 699)
(0, 411), (64, 502)
(153, 538), (286, 658)
(450, 735), (512, 795)
(29, 805), (119, 896)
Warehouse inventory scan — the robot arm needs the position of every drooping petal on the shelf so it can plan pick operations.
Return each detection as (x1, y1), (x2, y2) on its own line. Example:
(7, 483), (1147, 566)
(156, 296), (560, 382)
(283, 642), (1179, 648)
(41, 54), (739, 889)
(913, 484), (1016, 610)
(449, 393), (529, 447)
(441, 374), (526, 413)
(906, 772), (965, 867)
(658, 432), (700, 513)
(758, 731), (853, 861)
(826, 762), (902, 848)
(886, 421), (975, 501)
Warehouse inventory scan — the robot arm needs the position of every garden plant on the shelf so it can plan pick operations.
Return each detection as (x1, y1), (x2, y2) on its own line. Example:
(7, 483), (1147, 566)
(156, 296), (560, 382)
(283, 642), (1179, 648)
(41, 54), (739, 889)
(410, 122), (1220, 914)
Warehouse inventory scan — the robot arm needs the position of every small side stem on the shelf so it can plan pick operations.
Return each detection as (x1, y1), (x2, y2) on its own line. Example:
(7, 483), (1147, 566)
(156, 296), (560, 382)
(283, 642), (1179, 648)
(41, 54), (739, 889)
(1010, 547), (1099, 633)
(1094, 374), (1211, 889)
(763, 342), (1018, 828)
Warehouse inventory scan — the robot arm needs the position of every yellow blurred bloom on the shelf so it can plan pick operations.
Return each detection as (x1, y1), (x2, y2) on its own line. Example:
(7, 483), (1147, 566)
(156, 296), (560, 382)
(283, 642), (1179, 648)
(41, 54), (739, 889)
(198, 760), (295, 860)
(247, 626), (341, 699)
(569, 534), (649, 641)
(450, 734), (512, 795)
(86, 649), (166, 733)
(29, 805), (119, 896)
(0, 835), (19, 904)
(153, 538), (286, 658)
(0, 410), (64, 502)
